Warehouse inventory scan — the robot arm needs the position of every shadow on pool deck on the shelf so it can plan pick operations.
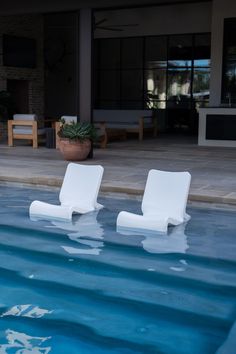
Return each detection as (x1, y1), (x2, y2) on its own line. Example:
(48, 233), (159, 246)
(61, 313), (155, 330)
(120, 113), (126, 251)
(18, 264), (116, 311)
(0, 135), (236, 206)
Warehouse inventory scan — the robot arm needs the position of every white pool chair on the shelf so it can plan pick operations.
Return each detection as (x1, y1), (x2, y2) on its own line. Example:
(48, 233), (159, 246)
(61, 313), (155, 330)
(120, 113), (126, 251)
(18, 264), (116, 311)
(117, 169), (191, 234)
(29, 163), (104, 220)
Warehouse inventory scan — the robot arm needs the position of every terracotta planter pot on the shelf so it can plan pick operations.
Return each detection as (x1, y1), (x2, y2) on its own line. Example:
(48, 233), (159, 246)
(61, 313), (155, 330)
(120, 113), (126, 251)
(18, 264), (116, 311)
(59, 138), (91, 161)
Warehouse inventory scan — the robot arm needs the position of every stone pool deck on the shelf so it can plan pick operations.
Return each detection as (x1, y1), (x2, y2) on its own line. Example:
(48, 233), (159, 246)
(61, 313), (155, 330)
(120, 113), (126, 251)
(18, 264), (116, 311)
(0, 136), (236, 207)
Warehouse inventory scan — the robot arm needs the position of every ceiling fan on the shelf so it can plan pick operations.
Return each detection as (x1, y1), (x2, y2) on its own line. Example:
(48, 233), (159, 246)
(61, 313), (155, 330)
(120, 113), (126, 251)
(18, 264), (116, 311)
(94, 18), (138, 32)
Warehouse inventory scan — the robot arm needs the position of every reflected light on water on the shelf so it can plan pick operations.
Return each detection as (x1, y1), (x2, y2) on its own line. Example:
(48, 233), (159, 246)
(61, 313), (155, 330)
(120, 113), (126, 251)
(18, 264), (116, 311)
(0, 305), (53, 319)
(118, 223), (189, 254)
(0, 329), (51, 354)
(50, 211), (104, 256)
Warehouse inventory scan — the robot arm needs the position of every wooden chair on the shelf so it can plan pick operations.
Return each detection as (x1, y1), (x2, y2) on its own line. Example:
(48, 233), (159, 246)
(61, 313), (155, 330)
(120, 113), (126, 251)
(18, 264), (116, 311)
(8, 114), (45, 148)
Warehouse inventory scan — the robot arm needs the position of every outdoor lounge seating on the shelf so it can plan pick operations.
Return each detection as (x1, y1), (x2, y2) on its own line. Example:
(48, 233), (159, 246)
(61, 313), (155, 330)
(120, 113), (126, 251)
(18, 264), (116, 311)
(116, 169), (191, 233)
(8, 114), (45, 148)
(29, 163), (104, 220)
(93, 109), (157, 142)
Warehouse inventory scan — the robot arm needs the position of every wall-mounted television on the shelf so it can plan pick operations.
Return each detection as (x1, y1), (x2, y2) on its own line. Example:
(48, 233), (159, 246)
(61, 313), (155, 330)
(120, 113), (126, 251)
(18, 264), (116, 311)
(2, 34), (37, 68)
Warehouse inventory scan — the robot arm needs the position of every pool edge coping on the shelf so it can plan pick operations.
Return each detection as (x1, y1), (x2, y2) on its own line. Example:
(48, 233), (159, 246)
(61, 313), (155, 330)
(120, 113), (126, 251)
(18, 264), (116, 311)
(0, 175), (236, 209)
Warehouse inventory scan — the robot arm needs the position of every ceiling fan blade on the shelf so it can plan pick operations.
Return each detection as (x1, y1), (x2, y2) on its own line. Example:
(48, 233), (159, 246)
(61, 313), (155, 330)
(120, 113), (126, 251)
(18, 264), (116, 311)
(96, 26), (123, 32)
(106, 24), (139, 27)
(95, 18), (107, 26)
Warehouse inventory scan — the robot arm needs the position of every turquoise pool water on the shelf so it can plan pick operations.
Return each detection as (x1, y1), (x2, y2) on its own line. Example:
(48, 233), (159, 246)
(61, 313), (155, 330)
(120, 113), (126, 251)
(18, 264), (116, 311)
(0, 186), (235, 353)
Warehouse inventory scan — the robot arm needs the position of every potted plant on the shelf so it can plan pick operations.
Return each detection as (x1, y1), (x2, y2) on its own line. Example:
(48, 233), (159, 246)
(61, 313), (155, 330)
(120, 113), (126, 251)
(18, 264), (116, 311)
(57, 120), (96, 161)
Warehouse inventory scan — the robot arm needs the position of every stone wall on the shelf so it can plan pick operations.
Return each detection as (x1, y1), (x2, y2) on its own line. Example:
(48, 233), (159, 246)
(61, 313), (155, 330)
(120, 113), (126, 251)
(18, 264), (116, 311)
(0, 14), (44, 138)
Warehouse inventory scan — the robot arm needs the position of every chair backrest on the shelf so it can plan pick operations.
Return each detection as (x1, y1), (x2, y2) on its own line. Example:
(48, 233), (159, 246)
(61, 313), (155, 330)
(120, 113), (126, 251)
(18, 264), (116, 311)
(13, 114), (37, 121)
(141, 169), (191, 220)
(59, 163), (104, 210)
(61, 116), (77, 123)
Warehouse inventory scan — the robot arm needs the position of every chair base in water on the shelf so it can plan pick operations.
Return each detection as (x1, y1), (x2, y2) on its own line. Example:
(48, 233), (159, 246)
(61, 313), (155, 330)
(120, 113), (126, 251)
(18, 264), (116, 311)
(117, 211), (190, 234)
(30, 201), (103, 221)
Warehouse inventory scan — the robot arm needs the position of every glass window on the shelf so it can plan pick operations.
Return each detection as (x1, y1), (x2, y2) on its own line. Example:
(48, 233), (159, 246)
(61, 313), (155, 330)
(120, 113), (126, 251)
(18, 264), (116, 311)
(99, 39), (120, 69)
(94, 33), (211, 113)
(144, 100), (166, 109)
(145, 36), (167, 68)
(167, 68), (191, 102)
(99, 70), (120, 100)
(121, 101), (143, 109)
(168, 35), (192, 67)
(144, 69), (166, 105)
(99, 101), (121, 109)
(121, 70), (143, 100)
(121, 38), (143, 69)
(194, 34), (211, 67)
(222, 18), (236, 102)
(193, 68), (210, 101)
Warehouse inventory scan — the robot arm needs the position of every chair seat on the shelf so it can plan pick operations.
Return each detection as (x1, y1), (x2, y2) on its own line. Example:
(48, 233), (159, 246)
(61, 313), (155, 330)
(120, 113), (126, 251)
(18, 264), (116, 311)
(13, 128), (45, 135)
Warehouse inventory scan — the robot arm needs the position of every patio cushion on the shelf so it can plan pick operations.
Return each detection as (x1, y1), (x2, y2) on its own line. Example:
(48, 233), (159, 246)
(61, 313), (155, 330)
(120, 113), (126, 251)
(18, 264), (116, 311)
(13, 127), (45, 135)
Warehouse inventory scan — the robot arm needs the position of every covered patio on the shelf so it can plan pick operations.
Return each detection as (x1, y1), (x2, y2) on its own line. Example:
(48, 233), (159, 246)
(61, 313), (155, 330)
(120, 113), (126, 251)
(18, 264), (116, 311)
(0, 137), (236, 207)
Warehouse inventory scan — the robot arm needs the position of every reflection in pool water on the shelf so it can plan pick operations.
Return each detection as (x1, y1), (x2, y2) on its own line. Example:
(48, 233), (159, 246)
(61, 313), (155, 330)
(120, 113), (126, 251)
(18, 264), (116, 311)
(1, 305), (53, 319)
(117, 222), (189, 254)
(51, 211), (105, 255)
(0, 329), (51, 354)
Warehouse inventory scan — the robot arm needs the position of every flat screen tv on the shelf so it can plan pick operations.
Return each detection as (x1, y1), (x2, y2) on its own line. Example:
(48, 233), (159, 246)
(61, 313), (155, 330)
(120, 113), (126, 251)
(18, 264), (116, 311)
(2, 34), (37, 68)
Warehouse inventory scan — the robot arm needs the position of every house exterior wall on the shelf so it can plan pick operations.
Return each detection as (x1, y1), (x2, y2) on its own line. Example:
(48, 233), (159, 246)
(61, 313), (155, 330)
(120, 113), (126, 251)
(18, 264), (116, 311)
(44, 12), (77, 118)
(0, 1), (235, 135)
(209, 0), (236, 106)
(0, 14), (44, 118)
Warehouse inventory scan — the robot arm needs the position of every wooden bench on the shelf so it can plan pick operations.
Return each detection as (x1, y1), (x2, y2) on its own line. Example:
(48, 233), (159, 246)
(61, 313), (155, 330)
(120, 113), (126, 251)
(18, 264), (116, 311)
(93, 109), (157, 143)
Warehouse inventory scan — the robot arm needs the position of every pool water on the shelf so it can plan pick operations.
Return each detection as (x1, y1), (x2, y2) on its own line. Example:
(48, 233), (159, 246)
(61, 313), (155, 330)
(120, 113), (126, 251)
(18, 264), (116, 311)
(0, 186), (235, 354)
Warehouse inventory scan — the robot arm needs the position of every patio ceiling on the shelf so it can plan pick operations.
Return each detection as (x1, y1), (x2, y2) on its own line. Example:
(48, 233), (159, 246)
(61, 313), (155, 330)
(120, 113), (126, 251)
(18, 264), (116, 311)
(0, 0), (211, 15)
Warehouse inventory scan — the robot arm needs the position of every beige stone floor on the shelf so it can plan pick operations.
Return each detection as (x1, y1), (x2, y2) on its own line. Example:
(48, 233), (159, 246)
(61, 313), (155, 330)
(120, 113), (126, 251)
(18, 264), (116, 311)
(0, 134), (236, 206)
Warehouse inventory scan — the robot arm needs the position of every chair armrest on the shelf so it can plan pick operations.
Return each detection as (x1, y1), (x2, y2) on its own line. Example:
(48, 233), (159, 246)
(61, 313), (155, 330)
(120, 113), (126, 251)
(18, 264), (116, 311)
(8, 120), (37, 126)
(55, 121), (61, 149)
(152, 116), (158, 136)
(139, 116), (144, 126)
(94, 122), (108, 148)
(96, 121), (106, 133)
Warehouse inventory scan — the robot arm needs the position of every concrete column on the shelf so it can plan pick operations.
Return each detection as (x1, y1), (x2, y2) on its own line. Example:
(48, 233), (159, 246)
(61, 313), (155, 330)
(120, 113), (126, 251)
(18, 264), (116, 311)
(210, 0), (236, 106)
(78, 8), (92, 123)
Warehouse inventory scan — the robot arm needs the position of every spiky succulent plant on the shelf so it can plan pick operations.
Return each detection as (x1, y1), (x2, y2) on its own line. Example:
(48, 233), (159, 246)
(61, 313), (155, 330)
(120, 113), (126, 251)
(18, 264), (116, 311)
(58, 121), (96, 141)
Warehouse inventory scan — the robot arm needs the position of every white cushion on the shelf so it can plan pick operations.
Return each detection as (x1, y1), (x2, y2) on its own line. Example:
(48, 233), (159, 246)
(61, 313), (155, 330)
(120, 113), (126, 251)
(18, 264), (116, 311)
(13, 128), (45, 135)
(61, 116), (77, 123)
(106, 123), (139, 129)
(13, 114), (37, 121)
(93, 110), (152, 124)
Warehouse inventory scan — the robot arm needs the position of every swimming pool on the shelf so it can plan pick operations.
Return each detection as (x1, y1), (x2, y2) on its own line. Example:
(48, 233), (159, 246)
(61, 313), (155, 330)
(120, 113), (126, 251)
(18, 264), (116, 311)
(0, 185), (235, 354)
